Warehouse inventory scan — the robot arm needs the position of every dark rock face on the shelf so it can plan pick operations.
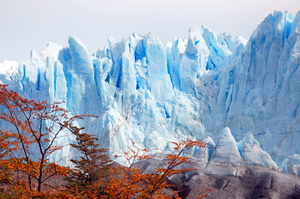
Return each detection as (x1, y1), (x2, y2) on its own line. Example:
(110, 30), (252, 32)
(182, 167), (300, 199)
(135, 160), (300, 199)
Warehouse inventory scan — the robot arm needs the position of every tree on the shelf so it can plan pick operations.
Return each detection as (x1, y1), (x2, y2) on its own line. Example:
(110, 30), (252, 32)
(0, 84), (89, 195)
(0, 84), (211, 198)
(64, 133), (210, 198)
(65, 126), (112, 198)
(102, 140), (208, 199)
(0, 130), (19, 196)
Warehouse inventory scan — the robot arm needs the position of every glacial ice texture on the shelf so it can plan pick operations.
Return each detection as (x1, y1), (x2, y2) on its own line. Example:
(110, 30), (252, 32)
(0, 11), (300, 169)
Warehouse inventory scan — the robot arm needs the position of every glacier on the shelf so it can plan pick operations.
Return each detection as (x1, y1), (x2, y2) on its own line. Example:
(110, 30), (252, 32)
(1, 11), (300, 175)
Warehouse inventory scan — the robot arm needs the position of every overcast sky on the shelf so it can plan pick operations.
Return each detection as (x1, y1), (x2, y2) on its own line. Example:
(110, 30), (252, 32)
(0, 0), (299, 62)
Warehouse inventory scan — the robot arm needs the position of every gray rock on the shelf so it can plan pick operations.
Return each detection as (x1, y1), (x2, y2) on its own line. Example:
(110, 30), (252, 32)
(135, 160), (300, 199)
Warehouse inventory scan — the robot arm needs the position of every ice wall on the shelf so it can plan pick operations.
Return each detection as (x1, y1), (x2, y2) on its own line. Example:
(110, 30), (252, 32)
(0, 11), (300, 167)
(219, 11), (300, 163)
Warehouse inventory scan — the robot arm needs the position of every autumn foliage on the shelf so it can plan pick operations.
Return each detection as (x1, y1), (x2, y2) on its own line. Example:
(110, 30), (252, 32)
(65, 126), (112, 198)
(0, 84), (89, 197)
(0, 84), (210, 198)
(102, 140), (208, 199)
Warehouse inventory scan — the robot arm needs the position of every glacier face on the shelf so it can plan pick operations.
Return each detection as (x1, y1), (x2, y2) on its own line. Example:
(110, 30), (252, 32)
(1, 11), (300, 168)
(220, 11), (300, 164)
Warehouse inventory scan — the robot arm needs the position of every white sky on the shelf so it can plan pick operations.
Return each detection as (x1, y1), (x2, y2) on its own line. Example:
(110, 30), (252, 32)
(0, 0), (299, 62)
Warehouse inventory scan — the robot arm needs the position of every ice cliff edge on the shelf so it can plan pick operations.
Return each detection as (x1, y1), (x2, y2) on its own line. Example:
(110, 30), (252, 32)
(1, 11), (300, 174)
